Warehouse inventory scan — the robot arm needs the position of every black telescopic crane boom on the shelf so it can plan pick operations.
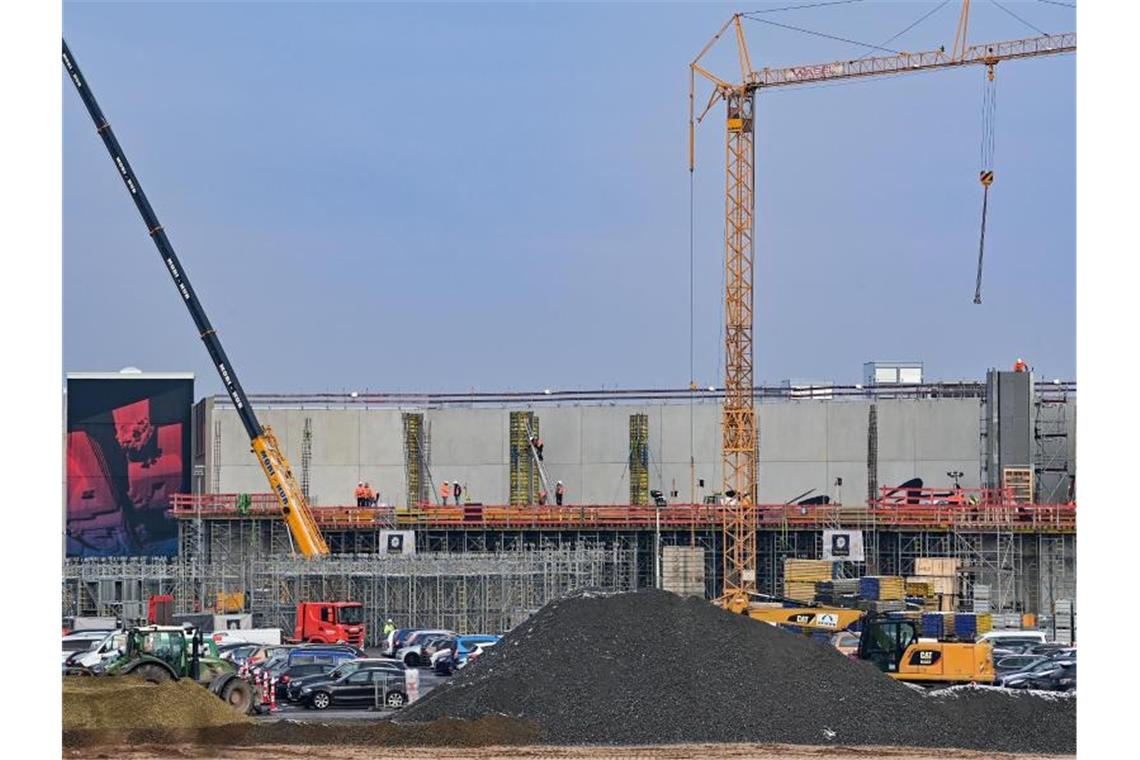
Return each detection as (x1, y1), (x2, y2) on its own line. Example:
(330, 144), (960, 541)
(62, 39), (262, 441)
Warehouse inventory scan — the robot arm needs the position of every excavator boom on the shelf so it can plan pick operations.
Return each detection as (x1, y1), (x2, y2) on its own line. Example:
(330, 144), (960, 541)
(63, 40), (329, 556)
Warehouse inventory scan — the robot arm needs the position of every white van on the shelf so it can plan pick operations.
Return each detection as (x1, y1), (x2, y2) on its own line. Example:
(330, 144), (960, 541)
(977, 630), (1047, 645)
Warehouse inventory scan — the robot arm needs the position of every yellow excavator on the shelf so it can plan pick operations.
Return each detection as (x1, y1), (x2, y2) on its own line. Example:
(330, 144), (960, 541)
(63, 41), (328, 556)
(727, 596), (993, 685)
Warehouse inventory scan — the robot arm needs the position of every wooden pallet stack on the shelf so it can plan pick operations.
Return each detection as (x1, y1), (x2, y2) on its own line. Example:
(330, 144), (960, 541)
(912, 557), (959, 612)
(783, 559), (834, 603)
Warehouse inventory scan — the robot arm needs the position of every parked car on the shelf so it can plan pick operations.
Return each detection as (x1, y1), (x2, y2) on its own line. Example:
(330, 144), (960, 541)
(396, 630), (455, 666)
(458, 640), (497, 669)
(830, 631), (860, 658)
(432, 648), (455, 675)
(977, 630), (1047, 648)
(994, 654), (1047, 674)
(1023, 661), (1076, 692)
(1027, 642), (1074, 657)
(385, 628), (416, 656)
(245, 644), (299, 666)
(62, 630), (115, 664)
(298, 667), (409, 710)
(66, 631), (128, 672)
(268, 660), (342, 700)
(217, 643), (260, 665)
(287, 658), (406, 702)
(991, 644), (1033, 658)
(1000, 658), (1075, 689)
(420, 635), (455, 664)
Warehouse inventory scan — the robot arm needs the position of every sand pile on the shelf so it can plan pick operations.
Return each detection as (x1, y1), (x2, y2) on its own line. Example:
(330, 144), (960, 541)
(63, 677), (252, 731)
(400, 589), (1075, 753)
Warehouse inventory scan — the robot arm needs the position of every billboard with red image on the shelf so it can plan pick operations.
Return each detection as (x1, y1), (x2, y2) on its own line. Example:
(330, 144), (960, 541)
(66, 373), (193, 556)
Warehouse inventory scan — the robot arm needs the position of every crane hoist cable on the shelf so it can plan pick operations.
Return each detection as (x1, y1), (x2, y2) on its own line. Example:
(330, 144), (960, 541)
(974, 62), (997, 305)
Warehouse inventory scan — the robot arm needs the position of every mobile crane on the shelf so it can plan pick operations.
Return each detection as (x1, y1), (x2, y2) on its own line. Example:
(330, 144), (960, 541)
(63, 40), (329, 556)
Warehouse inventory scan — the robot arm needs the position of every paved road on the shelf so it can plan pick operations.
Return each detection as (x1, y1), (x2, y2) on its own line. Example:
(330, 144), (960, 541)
(255, 668), (449, 721)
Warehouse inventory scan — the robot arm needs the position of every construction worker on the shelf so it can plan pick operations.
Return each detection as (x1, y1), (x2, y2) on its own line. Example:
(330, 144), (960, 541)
(363, 482), (375, 507)
(383, 618), (396, 637)
(354, 482), (366, 507)
(440, 481), (451, 505)
(537, 488), (548, 506)
(531, 435), (544, 461)
(555, 481), (565, 506)
(453, 481), (463, 504)
(1013, 358), (1028, 372)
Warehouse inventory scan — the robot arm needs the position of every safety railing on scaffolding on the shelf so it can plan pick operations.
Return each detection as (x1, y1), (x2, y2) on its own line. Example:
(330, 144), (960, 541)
(170, 493), (1075, 532)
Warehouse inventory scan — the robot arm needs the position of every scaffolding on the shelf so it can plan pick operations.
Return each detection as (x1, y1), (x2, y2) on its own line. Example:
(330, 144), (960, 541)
(629, 413), (649, 506)
(509, 411), (540, 505)
(403, 412), (432, 508)
(1035, 395), (1072, 503)
(63, 545), (637, 644)
(301, 416), (313, 503)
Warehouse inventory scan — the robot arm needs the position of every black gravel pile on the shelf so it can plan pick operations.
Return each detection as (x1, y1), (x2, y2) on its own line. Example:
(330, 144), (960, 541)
(400, 589), (1074, 753)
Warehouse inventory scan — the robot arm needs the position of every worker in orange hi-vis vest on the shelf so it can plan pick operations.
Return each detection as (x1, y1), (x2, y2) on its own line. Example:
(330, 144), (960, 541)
(354, 482), (366, 507)
(440, 481), (451, 505)
(1013, 358), (1028, 372)
(363, 482), (375, 507)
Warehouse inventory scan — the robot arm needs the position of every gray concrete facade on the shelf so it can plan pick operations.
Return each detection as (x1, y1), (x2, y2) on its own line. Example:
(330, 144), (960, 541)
(191, 393), (1063, 507)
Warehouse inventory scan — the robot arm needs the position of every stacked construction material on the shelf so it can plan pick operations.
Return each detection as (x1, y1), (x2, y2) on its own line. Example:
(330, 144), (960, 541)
(857, 598), (905, 613)
(905, 579), (938, 611)
(912, 558), (960, 612)
(921, 612), (955, 638)
(815, 578), (858, 607)
(906, 580), (934, 598)
(857, 575), (906, 601)
(972, 584), (992, 613)
(784, 582), (817, 603)
(783, 559), (834, 603)
(951, 612), (994, 641)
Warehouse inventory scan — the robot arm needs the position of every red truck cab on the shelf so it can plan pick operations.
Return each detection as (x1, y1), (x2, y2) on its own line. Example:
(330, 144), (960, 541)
(293, 602), (365, 647)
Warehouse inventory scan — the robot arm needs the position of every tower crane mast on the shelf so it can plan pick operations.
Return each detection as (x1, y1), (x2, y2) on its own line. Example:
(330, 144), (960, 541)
(689, 6), (1074, 611)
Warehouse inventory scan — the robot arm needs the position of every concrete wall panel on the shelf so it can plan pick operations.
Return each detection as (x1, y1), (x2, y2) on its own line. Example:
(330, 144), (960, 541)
(358, 410), (405, 466)
(760, 402), (828, 462)
(429, 409), (505, 467)
(206, 395), (1011, 507)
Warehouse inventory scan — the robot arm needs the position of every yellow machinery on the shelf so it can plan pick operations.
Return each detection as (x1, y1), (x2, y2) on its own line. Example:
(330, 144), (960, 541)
(63, 41), (329, 556)
(743, 605), (866, 632)
(858, 615), (994, 685)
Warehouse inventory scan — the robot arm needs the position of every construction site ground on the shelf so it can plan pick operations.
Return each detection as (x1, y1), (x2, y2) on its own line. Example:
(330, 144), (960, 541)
(62, 740), (1073, 759)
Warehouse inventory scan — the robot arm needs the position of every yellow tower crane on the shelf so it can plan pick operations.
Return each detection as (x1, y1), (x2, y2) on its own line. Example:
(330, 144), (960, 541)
(689, 4), (1074, 612)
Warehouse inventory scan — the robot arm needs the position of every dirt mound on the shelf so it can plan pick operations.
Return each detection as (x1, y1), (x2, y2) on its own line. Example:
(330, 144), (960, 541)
(400, 589), (1075, 753)
(63, 677), (252, 731)
(62, 715), (540, 750)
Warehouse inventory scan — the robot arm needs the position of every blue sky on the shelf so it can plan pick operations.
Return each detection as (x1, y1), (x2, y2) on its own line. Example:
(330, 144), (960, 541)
(63, 1), (1075, 395)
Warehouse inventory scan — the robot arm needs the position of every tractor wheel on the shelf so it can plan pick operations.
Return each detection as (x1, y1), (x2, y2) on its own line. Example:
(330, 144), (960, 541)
(220, 678), (255, 714)
(130, 663), (173, 683)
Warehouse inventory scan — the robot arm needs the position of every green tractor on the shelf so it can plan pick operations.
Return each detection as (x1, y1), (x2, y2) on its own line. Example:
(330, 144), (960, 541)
(102, 625), (255, 714)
